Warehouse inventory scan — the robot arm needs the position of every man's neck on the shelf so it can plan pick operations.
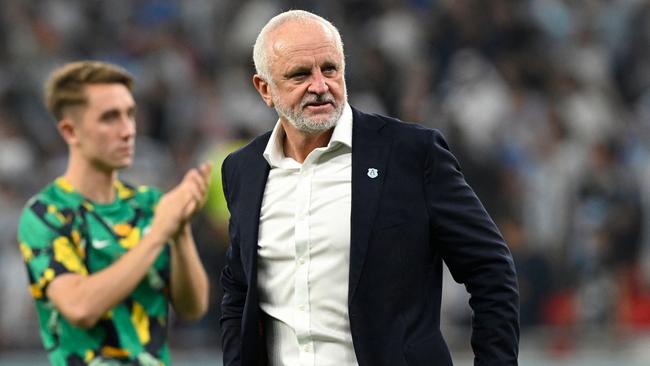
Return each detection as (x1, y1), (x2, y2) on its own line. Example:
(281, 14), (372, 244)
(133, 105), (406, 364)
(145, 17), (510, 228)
(281, 121), (334, 163)
(63, 158), (117, 204)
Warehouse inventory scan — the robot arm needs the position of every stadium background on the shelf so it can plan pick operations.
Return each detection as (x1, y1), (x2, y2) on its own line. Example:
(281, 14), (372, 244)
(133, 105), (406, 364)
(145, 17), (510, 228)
(1, 0), (650, 365)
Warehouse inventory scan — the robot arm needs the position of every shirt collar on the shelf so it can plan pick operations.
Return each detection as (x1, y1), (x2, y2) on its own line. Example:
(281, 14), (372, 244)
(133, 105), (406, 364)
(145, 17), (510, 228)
(263, 103), (352, 168)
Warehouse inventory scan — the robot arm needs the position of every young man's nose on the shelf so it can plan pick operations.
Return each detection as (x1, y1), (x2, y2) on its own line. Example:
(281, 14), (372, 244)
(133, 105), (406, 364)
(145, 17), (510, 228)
(120, 116), (136, 138)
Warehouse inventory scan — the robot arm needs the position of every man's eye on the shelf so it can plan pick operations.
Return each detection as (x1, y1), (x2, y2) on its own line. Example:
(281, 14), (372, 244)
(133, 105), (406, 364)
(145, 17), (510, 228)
(323, 66), (337, 75)
(292, 72), (308, 79)
(100, 113), (119, 122)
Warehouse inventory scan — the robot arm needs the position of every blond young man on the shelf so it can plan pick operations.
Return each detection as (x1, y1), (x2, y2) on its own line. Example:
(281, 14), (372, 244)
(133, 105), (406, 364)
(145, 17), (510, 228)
(18, 61), (210, 366)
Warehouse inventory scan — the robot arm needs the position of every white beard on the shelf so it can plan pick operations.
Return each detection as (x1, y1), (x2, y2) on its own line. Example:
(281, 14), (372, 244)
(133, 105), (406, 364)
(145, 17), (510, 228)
(272, 92), (344, 134)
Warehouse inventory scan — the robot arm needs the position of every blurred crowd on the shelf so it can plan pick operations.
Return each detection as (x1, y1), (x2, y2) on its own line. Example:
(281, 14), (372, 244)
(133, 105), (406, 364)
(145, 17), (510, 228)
(1, 0), (650, 356)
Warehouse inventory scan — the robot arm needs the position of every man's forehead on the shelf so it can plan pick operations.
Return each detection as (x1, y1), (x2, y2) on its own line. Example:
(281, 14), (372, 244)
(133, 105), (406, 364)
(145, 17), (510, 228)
(84, 83), (134, 106)
(269, 20), (337, 53)
(268, 23), (342, 69)
(73, 84), (134, 120)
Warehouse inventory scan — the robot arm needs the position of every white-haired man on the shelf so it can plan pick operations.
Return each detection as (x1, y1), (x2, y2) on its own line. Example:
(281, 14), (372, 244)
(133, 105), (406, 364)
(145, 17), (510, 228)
(220, 10), (519, 366)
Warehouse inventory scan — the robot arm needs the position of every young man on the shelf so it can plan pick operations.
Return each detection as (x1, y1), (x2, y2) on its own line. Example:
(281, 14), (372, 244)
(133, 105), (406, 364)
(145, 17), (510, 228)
(220, 10), (519, 366)
(17, 61), (210, 365)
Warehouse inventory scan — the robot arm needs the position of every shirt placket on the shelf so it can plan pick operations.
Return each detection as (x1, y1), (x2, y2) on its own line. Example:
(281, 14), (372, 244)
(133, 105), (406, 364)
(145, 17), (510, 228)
(295, 162), (314, 366)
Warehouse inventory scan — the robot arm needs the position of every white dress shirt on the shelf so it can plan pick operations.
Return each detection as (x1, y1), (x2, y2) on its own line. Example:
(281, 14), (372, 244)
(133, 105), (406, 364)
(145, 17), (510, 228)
(258, 103), (359, 366)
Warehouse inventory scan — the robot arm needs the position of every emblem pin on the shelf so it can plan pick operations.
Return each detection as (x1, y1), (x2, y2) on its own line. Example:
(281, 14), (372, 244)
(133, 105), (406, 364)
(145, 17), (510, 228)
(367, 168), (379, 179)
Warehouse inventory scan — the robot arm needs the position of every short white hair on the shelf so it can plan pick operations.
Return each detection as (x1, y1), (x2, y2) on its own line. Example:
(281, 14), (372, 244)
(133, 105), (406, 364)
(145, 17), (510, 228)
(253, 10), (345, 84)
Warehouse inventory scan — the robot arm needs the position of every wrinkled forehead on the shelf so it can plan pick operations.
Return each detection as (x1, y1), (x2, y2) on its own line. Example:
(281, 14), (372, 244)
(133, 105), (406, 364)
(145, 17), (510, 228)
(268, 20), (342, 62)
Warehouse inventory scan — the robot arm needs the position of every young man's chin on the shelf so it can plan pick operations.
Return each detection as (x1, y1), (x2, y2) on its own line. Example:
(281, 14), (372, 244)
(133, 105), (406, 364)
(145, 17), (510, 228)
(118, 161), (134, 170)
(108, 159), (133, 171)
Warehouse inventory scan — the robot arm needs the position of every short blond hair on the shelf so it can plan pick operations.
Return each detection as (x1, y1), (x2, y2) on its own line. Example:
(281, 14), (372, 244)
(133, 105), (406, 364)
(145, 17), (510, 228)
(44, 61), (133, 121)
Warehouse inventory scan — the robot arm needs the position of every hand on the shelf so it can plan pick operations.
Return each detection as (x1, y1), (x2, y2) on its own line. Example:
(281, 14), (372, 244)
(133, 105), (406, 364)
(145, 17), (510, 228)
(180, 162), (212, 219)
(149, 162), (212, 241)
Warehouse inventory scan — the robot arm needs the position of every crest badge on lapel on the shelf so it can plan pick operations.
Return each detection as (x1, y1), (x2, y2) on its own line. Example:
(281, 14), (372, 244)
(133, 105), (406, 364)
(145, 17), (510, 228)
(367, 168), (379, 179)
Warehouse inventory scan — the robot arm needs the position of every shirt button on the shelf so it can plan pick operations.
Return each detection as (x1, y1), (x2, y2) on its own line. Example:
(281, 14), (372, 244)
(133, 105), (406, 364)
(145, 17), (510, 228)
(298, 257), (305, 265)
(303, 344), (312, 352)
(298, 304), (306, 311)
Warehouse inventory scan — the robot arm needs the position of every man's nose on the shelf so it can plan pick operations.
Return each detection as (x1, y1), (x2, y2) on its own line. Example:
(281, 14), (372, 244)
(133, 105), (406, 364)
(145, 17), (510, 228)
(120, 115), (136, 138)
(307, 71), (329, 94)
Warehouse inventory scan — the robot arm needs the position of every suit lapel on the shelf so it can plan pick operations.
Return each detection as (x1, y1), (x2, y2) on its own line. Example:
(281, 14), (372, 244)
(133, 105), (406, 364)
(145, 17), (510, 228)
(239, 137), (271, 283)
(349, 108), (392, 301)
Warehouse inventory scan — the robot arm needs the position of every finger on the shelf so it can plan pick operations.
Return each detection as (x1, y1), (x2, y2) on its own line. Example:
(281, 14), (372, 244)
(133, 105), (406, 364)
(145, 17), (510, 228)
(188, 168), (208, 188)
(193, 163), (211, 188)
(180, 171), (204, 200)
(195, 171), (208, 196)
(187, 174), (209, 211)
(194, 171), (210, 198)
(187, 180), (205, 209)
(182, 199), (197, 219)
(173, 189), (195, 216)
(191, 184), (204, 204)
(183, 168), (199, 185)
(178, 182), (202, 215)
(196, 162), (212, 190)
(186, 171), (208, 198)
(197, 161), (211, 174)
(199, 162), (212, 181)
(184, 195), (204, 218)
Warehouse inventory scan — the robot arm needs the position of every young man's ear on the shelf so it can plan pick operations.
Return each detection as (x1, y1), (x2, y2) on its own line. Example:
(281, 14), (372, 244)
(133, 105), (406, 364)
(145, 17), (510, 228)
(253, 74), (274, 108)
(57, 116), (78, 146)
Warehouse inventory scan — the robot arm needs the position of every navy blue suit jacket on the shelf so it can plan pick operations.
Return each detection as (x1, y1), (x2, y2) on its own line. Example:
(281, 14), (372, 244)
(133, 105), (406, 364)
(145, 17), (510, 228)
(220, 107), (519, 366)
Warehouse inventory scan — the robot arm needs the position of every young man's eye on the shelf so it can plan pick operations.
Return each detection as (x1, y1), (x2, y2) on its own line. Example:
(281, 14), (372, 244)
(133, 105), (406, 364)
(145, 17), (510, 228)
(100, 112), (119, 122)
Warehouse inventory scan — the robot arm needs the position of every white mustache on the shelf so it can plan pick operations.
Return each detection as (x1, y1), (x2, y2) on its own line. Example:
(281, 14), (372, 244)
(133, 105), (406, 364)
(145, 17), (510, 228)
(301, 93), (335, 107)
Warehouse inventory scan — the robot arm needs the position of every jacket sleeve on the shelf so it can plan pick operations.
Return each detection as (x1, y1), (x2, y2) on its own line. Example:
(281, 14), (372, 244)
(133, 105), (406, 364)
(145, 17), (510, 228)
(424, 130), (520, 366)
(220, 155), (247, 366)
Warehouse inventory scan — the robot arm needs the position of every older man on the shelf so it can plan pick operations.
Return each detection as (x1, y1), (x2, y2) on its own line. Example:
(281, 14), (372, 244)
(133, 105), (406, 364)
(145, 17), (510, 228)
(220, 10), (519, 366)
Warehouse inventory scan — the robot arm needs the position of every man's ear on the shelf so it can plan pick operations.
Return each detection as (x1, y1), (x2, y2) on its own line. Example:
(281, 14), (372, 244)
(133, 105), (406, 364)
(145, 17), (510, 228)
(57, 116), (79, 146)
(253, 74), (274, 108)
